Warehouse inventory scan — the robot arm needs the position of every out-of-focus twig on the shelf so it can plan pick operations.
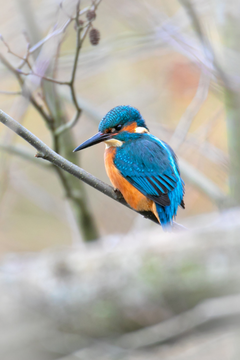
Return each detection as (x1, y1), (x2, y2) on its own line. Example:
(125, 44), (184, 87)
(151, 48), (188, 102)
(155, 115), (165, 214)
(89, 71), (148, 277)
(117, 293), (240, 349)
(0, 143), (51, 168)
(59, 86), (103, 123)
(26, 5), (91, 56)
(17, 70), (69, 85)
(0, 53), (52, 125)
(0, 90), (21, 95)
(179, 157), (226, 207)
(170, 67), (210, 150)
(54, 0), (102, 136)
(179, 0), (230, 88)
(0, 33), (32, 70)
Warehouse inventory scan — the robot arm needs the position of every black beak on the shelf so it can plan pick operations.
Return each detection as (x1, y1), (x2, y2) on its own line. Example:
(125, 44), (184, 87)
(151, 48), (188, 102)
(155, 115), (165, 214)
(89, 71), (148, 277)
(73, 132), (112, 152)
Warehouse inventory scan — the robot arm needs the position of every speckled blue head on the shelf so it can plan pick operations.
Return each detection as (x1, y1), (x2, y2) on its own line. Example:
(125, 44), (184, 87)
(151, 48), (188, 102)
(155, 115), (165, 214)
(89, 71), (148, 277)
(98, 105), (148, 132)
(73, 105), (148, 152)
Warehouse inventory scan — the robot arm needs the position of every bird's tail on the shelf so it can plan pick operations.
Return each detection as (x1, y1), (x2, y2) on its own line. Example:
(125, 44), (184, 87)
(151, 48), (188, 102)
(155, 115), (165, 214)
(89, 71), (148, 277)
(156, 179), (185, 231)
(155, 188), (184, 231)
(155, 203), (173, 231)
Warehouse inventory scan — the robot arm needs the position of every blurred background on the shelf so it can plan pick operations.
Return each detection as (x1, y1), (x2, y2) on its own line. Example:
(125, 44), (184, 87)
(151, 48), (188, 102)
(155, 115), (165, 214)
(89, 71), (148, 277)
(0, 0), (240, 359)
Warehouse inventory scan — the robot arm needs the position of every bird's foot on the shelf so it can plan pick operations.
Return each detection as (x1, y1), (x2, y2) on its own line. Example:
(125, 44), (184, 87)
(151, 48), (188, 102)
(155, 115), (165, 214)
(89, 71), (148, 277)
(113, 188), (123, 199)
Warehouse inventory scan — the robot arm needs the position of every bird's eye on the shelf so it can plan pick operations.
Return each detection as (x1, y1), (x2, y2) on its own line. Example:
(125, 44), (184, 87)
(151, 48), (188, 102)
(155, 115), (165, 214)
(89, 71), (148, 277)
(109, 124), (122, 133)
(115, 124), (122, 131)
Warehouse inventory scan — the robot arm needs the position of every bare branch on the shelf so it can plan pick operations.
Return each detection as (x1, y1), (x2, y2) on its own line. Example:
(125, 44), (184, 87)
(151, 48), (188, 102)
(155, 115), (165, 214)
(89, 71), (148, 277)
(0, 33), (32, 70)
(0, 0), (101, 136)
(54, 0), (103, 136)
(0, 53), (52, 124)
(0, 109), (163, 226)
(0, 109), (228, 227)
(27, 5), (92, 56)
(17, 69), (70, 86)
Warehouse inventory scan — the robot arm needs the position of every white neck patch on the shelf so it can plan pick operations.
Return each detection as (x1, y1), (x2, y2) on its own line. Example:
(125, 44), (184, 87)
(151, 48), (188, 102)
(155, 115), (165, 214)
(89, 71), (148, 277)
(135, 127), (149, 134)
(105, 139), (123, 149)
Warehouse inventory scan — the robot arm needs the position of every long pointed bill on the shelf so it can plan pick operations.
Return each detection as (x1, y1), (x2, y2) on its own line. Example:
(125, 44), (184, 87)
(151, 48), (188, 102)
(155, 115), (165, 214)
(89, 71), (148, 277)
(73, 132), (112, 152)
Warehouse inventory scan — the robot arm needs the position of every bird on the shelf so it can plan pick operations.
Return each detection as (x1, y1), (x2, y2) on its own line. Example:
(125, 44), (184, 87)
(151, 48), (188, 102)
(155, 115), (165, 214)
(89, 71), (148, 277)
(73, 105), (185, 230)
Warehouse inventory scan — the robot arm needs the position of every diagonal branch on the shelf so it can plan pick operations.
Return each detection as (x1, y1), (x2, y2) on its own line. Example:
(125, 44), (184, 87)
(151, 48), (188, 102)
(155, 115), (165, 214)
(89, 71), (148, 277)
(0, 108), (228, 230)
(0, 108), (162, 226)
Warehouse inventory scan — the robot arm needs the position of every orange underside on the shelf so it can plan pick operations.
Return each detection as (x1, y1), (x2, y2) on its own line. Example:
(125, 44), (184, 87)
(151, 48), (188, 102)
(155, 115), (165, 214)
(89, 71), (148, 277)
(104, 147), (160, 222)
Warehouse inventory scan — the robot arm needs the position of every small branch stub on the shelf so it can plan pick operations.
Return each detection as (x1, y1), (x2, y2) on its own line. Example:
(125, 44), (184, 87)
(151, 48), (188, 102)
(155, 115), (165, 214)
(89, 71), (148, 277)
(35, 152), (45, 158)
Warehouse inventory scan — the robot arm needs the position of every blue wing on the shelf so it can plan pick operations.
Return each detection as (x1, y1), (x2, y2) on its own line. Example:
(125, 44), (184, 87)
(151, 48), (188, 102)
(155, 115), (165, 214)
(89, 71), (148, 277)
(114, 134), (185, 226)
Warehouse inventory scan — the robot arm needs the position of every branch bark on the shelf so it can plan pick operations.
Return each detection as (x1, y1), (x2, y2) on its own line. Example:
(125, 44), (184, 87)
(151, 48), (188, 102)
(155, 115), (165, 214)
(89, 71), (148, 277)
(0, 108), (228, 226)
(0, 109), (161, 226)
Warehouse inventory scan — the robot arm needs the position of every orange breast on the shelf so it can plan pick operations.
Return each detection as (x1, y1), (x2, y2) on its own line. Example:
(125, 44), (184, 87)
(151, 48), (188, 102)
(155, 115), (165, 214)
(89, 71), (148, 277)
(104, 147), (160, 222)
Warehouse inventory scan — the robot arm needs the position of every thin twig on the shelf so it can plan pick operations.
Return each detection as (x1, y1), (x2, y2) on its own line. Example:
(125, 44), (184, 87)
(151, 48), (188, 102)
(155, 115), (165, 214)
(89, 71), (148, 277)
(27, 6), (91, 56)
(170, 67), (210, 150)
(54, 0), (102, 136)
(0, 53), (52, 125)
(179, 0), (230, 88)
(179, 157), (226, 207)
(0, 34), (32, 70)
(0, 143), (51, 168)
(0, 90), (22, 95)
(17, 69), (70, 85)
(0, 0), (101, 136)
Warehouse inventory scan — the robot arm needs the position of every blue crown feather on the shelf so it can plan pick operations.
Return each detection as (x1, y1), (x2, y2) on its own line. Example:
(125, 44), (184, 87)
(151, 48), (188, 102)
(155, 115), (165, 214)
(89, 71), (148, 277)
(99, 105), (148, 132)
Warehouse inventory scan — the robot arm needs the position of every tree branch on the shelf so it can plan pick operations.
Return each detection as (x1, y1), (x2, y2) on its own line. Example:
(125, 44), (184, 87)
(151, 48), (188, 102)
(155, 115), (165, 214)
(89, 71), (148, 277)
(0, 109), (164, 226)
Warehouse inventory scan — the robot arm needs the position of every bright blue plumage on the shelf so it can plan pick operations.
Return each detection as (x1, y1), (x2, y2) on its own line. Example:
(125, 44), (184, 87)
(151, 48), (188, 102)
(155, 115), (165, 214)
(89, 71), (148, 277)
(114, 133), (184, 229)
(99, 106), (147, 132)
(74, 105), (185, 230)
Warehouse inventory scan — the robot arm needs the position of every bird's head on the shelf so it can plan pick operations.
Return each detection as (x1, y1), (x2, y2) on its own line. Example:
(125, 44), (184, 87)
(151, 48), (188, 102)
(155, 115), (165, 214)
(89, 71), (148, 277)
(73, 105), (149, 152)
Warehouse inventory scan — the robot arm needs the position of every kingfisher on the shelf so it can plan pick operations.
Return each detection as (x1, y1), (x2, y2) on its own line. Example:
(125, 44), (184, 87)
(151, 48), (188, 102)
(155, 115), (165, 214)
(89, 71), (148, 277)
(73, 106), (185, 230)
